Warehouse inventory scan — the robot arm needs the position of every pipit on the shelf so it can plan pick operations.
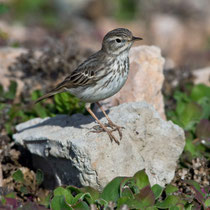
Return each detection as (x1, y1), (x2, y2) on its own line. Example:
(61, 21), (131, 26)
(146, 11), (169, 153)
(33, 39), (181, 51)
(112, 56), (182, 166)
(35, 28), (142, 144)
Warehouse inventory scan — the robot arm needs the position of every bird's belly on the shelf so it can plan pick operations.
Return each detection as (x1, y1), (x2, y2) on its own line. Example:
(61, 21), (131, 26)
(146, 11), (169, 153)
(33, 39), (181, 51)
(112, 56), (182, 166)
(68, 70), (128, 103)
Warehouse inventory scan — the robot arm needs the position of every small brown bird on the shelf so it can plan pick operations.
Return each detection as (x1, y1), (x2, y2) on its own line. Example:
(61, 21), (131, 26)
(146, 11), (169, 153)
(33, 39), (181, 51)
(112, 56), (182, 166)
(35, 28), (142, 144)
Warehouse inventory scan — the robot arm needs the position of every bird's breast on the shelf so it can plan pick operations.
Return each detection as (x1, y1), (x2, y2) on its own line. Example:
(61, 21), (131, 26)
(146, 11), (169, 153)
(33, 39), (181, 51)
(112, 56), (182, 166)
(68, 57), (129, 103)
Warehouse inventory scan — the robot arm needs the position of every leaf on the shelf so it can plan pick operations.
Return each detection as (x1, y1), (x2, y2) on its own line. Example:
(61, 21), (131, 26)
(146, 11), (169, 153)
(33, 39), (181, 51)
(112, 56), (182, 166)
(135, 185), (155, 207)
(184, 138), (199, 157)
(80, 187), (99, 204)
(72, 193), (91, 205)
(4, 80), (17, 100)
(66, 185), (82, 195)
(198, 97), (210, 119)
(20, 186), (28, 194)
(33, 104), (48, 118)
(100, 177), (126, 202)
(95, 198), (108, 208)
(134, 169), (150, 190)
(31, 90), (43, 101)
(119, 177), (136, 196)
(151, 184), (164, 199)
(53, 187), (73, 205)
(36, 169), (44, 186)
(12, 169), (24, 183)
(165, 184), (179, 196)
(72, 200), (89, 210)
(186, 180), (205, 204)
(155, 195), (181, 209)
(196, 119), (210, 140)
(121, 187), (134, 199)
(50, 195), (72, 210)
(204, 198), (210, 207)
(190, 84), (210, 102)
(178, 102), (202, 130)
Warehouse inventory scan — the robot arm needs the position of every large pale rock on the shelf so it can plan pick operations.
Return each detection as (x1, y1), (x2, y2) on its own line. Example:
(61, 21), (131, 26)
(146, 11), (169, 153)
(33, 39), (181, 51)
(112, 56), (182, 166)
(13, 102), (185, 190)
(0, 47), (26, 95)
(103, 46), (165, 119)
(192, 66), (210, 86)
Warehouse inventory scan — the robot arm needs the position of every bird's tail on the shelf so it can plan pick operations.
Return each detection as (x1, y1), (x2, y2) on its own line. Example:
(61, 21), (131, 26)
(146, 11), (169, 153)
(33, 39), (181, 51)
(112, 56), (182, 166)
(34, 87), (64, 104)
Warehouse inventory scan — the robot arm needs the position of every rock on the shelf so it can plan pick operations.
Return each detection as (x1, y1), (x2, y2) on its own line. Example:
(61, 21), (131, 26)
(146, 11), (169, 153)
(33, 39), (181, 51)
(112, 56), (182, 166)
(103, 46), (165, 119)
(192, 66), (210, 86)
(13, 102), (185, 190)
(0, 47), (27, 96)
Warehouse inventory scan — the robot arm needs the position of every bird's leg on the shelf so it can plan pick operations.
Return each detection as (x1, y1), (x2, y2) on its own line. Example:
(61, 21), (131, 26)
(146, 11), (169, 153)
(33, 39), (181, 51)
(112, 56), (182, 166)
(96, 102), (124, 139)
(85, 104), (119, 144)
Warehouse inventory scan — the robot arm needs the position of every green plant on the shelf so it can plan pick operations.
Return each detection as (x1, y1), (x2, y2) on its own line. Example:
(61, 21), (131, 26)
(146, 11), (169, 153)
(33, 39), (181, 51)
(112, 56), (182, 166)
(166, 83), (210, 159)
(0, 81), (85, 135)
(50, 170), (210, 209)
(12, 169), (44, 195)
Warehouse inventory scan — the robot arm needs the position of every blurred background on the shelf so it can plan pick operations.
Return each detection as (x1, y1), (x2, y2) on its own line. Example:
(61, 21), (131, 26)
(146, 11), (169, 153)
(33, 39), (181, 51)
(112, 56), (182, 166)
(1, 0), (210, 69)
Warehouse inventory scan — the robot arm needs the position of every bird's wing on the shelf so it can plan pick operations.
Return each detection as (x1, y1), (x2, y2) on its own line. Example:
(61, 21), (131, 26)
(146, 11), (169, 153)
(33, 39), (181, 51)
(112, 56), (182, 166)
(35, 51), (108, 103)
(59, 51), (107, 88)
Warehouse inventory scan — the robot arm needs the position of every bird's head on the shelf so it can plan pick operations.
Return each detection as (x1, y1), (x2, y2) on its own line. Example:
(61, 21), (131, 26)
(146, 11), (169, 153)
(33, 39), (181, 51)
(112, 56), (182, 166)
(101, 28), (143, 56)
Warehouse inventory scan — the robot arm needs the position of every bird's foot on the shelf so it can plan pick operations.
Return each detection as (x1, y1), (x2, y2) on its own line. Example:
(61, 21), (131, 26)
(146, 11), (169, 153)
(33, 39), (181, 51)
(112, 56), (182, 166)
(106, 120), (124, 140)
(91, 124), (120, 144)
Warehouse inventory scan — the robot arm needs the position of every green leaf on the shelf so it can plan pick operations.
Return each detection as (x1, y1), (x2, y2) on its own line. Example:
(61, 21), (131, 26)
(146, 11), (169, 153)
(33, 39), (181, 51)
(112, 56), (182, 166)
(169, 207), (179, 210)
(20, 186), (28, 194)
(36, 169), (44, 186)
(190, 84), (210, 102)
(165, 184), (179, 196)
(4, 80), (17, 100)
(31, 90), (43, 101)
(151, 184), (164, 199)
(100, 177), (126, 202)
(121, 187), (134, 199)
(12, 169), (24, 183)
(80, 187), (99, 204)
(33, 103), (48, 118)
(117, 196), (130, 208)
(134, 169), (150, 190)
(51, 195), (72, 210)
(186, 180), (205, 204)
(72, 193), (91, 205)
(204, 198), (210, 207)
(198, 97), (210, 119)
(135, 185), (155, 207)
(72, 200), (89, 210)
(54, 187), (73, 204)
(196, 119), (210, 140)
(155, 195), (181, 209)
(184, 138), (199, 157)
(95, 198), (108, 207)
(5, 192), (16, 199)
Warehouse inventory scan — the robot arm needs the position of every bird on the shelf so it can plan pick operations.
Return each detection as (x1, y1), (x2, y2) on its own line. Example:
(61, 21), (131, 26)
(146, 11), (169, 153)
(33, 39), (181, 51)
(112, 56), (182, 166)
(35, 28), (143, 144)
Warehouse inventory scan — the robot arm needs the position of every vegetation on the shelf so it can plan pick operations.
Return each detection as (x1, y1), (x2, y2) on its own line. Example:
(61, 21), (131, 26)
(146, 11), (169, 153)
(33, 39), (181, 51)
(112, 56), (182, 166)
(0, 80), (209, 209)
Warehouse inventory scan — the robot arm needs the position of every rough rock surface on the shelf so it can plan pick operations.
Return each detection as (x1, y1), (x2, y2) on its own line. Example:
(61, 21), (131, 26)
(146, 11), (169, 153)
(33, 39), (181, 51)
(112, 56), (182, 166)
(103, 46), (165, 119)
(192, 66), (210, 86)
(13, 102), (185, 190)
(0, 47), (27, 95)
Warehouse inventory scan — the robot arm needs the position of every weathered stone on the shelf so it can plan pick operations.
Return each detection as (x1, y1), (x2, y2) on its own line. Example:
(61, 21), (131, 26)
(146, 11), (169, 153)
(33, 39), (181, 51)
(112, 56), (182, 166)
(192, 66), (210, 86)
(103, 46), (165, 119)
(0, 47), (26, 96)
(13, 102), (185, 190)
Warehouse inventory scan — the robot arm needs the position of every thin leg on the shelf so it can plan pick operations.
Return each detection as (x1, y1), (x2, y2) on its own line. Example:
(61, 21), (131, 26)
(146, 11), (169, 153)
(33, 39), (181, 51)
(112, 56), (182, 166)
(96, 102), (124, 139)
(86, 104), (119, 144)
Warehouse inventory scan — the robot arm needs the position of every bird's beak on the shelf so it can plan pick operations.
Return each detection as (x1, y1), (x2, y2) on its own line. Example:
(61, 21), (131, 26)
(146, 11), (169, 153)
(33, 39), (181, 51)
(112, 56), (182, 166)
(132, 36), (143, 41)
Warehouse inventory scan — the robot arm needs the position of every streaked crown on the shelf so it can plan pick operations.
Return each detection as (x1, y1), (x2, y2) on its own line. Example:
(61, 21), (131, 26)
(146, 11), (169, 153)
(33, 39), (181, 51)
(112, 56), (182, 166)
(101, 28), (142, 55)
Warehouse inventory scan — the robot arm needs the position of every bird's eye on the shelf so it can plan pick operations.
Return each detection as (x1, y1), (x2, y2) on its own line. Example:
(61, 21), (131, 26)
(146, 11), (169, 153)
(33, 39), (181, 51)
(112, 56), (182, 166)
(116, 38), (121, 43)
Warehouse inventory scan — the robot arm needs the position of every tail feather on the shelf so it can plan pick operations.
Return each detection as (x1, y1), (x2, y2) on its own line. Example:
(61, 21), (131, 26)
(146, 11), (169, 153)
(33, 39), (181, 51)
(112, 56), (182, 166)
(34, 87), (64, 104)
